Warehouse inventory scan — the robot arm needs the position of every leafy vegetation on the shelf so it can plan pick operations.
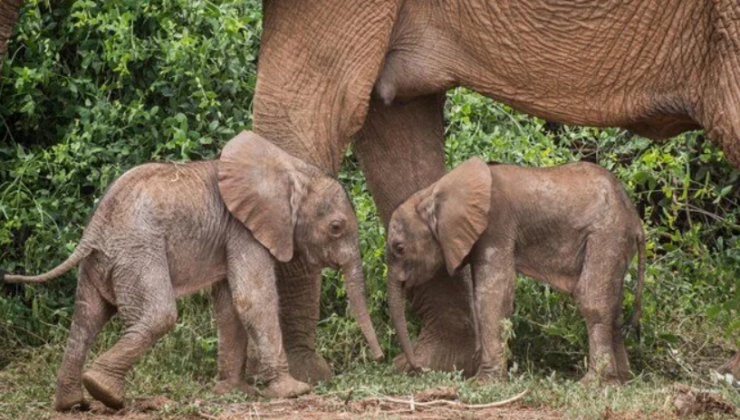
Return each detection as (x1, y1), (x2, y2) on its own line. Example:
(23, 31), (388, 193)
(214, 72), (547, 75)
(0, 0), (738, 418)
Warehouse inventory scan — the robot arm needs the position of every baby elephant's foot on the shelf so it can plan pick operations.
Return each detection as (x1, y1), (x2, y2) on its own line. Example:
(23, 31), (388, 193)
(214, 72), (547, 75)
(82, 368), (125, 410)
(214, 378), (261, 397)
(54, 386), (89, 412)
(263, 376), (311, 399)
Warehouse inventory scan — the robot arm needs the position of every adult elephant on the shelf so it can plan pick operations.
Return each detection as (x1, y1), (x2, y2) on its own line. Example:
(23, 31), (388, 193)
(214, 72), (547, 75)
(217, 0), (740, 384)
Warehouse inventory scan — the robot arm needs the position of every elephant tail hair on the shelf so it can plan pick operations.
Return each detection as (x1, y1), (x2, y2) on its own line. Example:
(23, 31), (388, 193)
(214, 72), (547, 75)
(2, 246), (92, 284)
(624, 229), (646, 339)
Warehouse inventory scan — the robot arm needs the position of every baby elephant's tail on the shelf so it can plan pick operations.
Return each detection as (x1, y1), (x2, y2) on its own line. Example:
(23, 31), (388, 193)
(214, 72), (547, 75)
(2, 246), (92, 284)
(624, 229), (646, 338)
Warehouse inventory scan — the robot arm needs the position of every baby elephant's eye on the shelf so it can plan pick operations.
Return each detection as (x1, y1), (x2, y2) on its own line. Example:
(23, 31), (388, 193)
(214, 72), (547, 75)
(393, 243), (405, 256)
(329, 220), (344, 237)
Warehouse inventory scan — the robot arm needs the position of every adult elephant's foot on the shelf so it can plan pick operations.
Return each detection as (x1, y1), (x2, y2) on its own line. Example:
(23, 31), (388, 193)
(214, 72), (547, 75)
(81, 368), (125, 410)
(392, 336), (478, 377)
(392, 269), (479, 377)
(287, 349), (333, 384)
(54, 385), (88, 412)
(579, 370), (623, 386)
(213, 378), (260, 396)
(273, 259), (331, 385)
(245, 344), (332, 385)
(718, 353), (740, 379)
(469, 366), (508, 385)
(263, 375), (311, 399)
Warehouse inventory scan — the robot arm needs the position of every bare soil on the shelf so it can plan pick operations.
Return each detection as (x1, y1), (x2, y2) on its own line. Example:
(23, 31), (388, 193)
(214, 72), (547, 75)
(43, 394), (681, 420)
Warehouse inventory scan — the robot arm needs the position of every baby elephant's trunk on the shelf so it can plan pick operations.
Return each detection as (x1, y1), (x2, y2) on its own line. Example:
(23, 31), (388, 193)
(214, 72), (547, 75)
(343, 258), (385, 361)
(387, 276), (420, 371)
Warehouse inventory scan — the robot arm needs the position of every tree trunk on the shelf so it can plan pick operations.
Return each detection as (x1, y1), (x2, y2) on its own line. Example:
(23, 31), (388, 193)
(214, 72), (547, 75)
(0, 0), (23, 71)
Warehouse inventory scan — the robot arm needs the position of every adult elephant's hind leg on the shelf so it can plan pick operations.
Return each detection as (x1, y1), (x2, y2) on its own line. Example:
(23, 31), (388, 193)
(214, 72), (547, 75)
(354, 94), (479, 376)
(702, 60), (740, 378)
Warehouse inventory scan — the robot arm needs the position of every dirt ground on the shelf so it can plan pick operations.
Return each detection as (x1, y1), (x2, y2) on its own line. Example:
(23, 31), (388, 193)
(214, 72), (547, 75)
(43, 393), (681, 420)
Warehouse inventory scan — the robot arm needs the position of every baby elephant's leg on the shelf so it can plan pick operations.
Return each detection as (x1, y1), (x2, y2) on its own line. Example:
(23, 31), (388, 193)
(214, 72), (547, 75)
(226, 239), (310, 399)
(55, 267), (115, 411)
(612, 316), (631, 381)
(83, 263), (177, 409)
(472, 251), (516, 382)
(212, 281), (259, 396)
(575, 238), (628, 384)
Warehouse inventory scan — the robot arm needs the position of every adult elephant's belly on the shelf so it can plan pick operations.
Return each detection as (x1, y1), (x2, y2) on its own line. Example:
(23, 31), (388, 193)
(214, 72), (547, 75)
(378, 0), (705, 140)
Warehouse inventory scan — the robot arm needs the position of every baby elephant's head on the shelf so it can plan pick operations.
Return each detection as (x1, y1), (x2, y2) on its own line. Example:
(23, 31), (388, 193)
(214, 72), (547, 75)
(385, 157), (492, 369)
(218, 131), (383, 361)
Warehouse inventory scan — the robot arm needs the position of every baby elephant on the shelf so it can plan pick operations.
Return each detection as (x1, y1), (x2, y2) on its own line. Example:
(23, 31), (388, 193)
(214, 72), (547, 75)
(386, 157), (645, 383)
(2, 131), (383, 410)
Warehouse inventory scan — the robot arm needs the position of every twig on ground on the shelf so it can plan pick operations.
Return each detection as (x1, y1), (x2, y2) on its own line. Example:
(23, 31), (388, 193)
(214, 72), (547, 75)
(379, 389), (530, 410)
(343, 389), (354, 406)
(198, 411), (218, 420)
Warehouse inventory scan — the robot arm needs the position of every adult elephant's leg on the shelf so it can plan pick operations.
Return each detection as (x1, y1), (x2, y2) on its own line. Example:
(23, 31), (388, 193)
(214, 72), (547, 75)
(702, 40), (740, 377)
(354, 94), (479, 376)
(275, 259), (332, 383)
(243, 260), (330, 385)
(249, 0), (399, 383)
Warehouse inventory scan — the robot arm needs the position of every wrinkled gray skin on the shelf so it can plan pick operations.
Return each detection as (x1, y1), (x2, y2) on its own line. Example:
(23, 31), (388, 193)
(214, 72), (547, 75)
(3, 131), (383, 411)
(246, 0), (740, 380)
(386, 158), (645, 383)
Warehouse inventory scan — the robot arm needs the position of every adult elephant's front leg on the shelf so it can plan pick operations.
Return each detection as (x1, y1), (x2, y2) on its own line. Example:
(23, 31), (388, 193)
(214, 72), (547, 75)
(242, 259), (330, 384)
(275, 258), (333, 383)
(354, 94), (479, 376)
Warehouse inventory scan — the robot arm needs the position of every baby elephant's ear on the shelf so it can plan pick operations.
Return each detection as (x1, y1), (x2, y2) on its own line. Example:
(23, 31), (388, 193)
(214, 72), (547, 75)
(417, 157), (492, 275)
(218, 131), (309, 262)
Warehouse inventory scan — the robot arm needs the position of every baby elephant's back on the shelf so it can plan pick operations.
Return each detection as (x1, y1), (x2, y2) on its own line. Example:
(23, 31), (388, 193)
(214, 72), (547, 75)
(507, 161), (641, 234)
(83, 160), (232, 254)
(536, 162), (643, 263)
(559, 162), (641, 234)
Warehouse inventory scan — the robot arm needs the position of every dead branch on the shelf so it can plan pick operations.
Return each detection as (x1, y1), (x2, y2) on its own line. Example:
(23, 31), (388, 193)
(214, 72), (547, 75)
(379, 388), (530, 410)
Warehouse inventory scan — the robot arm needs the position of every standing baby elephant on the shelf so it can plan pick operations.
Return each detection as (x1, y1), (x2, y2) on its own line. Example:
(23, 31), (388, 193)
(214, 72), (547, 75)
(386, 157), (645, 383)
(2, 131), (384, 411)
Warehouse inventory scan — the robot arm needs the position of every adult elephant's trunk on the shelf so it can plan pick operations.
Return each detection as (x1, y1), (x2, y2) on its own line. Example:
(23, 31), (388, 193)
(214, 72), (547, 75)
(387, 276), (420, 370)
(343, 257), (385, 361)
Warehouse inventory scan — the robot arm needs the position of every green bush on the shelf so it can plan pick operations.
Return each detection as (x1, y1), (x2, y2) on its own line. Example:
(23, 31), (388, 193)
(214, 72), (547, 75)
(1, 0), (738, 383)
(1, 0), (260, 362)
